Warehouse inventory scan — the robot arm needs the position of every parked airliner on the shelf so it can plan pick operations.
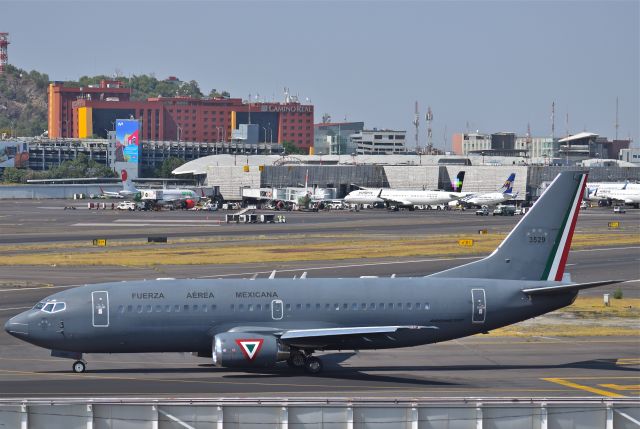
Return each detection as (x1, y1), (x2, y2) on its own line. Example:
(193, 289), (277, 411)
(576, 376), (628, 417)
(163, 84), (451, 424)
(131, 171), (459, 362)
(344, 171), (469, 208)
(461, 173), (518, 207)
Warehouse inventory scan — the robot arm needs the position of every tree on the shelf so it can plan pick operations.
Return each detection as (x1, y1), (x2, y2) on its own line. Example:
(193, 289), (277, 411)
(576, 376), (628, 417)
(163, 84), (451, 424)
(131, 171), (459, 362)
(156, 157), (187, 178)
(282, 140), (306, 155)
(176, 80), (203, 98)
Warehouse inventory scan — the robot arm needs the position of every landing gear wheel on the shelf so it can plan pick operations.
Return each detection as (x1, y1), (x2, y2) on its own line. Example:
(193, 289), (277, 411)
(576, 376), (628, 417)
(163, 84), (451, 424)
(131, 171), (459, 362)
(287, 351), (306, 368)
(304, 356), (323, 375)
(72, 360), (86, 373)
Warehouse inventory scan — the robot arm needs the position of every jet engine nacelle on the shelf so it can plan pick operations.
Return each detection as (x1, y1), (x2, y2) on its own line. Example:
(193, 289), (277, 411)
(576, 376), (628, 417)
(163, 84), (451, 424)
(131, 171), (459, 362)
(212, 332), (289, 368)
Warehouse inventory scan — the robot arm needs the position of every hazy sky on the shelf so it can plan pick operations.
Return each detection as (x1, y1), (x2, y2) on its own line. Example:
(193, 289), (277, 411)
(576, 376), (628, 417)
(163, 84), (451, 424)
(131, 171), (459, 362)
(4, 0), (639, 150)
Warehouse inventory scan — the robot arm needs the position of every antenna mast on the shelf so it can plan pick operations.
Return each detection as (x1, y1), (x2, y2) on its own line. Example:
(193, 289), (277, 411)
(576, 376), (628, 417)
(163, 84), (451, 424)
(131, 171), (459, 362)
(412, 101), (420, 152)
(426, 106), (433, 154)
(0, 33), (8, 74)
(615, 96), (619, 140)
(551, 101), (555, 140)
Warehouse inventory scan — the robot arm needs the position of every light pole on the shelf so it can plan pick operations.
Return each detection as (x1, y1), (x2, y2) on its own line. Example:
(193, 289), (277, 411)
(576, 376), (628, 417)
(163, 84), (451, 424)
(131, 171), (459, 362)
(177, 126), (182, 142)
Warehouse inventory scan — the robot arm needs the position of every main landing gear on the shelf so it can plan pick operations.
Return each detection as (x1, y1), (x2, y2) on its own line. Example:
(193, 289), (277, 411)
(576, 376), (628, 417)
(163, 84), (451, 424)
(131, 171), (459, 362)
(287, 350), (323, 374)
(72, 360), (86, 373)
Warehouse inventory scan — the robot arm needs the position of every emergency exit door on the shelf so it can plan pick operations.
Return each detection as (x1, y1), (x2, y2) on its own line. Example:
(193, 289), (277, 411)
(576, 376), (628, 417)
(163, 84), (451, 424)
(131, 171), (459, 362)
(92, 291), (109, 327)
(271, 299), (283, 320)
(471, 289), (486, 324)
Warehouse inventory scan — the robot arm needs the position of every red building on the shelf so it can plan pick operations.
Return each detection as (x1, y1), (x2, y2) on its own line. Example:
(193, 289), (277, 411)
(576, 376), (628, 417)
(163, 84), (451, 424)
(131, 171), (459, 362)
(48, 80), (131, 138)
(49, 82), (314, 150)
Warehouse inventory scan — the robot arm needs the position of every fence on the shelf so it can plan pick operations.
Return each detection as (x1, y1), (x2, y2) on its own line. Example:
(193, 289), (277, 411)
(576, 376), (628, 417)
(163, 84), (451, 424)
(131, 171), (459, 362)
(0, 397), (638, 429)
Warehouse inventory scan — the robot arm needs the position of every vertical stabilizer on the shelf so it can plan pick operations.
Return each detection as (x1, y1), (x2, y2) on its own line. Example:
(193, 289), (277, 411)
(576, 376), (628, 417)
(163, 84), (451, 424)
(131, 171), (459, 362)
(121, 169), (137, 194)
(499, 173), (516, 194)
(452, 171), (466, 192)
(431, 171), (588, 281)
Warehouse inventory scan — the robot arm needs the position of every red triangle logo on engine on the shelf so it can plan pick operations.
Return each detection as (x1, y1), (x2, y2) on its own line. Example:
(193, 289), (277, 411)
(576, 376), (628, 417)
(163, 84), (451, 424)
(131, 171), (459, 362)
(235, 338), (264, 361)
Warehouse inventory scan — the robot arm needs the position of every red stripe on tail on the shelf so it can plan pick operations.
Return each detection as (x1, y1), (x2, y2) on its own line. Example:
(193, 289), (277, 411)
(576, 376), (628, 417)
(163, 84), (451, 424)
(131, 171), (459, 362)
(554, 174), (588, 281)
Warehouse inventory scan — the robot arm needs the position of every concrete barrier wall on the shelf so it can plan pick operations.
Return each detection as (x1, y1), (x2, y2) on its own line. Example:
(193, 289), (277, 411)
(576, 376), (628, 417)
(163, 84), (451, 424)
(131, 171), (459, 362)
(0, 184), (122, 199)
(207, 166), (261, 201)
(383, 166), (440, 190)
(0, 398), (637, 429)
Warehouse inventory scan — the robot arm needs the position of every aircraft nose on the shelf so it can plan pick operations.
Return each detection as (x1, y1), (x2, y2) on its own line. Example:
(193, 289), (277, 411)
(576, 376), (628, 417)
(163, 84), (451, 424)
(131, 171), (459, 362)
(4, 312), (29, 338)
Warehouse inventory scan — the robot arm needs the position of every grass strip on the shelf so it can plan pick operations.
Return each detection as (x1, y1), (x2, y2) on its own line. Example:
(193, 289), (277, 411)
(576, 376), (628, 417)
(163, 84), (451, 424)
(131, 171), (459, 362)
(0, 233), (638, 266)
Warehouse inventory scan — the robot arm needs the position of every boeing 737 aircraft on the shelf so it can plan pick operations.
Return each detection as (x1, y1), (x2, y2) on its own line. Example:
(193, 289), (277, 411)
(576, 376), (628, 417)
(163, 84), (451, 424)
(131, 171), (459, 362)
(5, 172), (620, 375)
(344, 171), (469, 208)
(461, 173), (518, 207)
(598, 181), (640, 206)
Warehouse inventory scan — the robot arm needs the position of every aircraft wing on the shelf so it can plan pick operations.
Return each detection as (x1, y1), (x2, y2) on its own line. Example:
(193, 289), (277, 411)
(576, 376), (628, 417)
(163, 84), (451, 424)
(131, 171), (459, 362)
(521, 279), (623, 296)
(379, 196), (413, 206)
(279, 325), (438, 348)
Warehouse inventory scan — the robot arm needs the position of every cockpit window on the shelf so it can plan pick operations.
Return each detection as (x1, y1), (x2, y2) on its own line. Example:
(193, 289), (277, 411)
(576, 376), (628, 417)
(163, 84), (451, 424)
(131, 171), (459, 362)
(41, 302), (66, 313)
(33, 302), (45, 310)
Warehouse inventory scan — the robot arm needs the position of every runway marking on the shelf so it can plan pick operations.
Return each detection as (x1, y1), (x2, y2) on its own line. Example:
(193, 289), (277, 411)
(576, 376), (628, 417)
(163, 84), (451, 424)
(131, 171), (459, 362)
(543, 377), (628, 397)
(0, 306), (31, 312)
(73, 223), (220, 227)
(599, 384), (640, 391)
(0, 284), (75, 293)
(617, 358), (640, 365)
(113, 219), (222, 224)
(0, 389), (569, 398)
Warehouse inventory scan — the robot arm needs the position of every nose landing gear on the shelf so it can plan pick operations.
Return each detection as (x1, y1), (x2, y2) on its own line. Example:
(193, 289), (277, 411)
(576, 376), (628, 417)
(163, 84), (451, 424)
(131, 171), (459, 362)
(72, 360), (86, 373)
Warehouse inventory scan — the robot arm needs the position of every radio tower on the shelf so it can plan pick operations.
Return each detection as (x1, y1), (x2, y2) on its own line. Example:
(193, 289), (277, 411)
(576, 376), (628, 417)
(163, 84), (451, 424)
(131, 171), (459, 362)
(551, 101), (555, 140)
(0, 33), (9, 74)
(412, 101), (420, 152)
(615, 96), (619, 140)
(426, 106), (433, 154)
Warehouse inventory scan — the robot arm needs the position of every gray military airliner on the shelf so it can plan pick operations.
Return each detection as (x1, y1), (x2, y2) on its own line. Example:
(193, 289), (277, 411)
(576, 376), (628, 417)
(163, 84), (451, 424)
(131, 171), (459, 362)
(5, 172), (619, 374)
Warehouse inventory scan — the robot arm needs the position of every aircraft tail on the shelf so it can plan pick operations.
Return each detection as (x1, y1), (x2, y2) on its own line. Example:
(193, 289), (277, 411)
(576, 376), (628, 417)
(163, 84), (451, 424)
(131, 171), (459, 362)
(430, 171), (588, 281)
(499, 173), (516, 194)
(452, 171), (465, 192)
(121, 169), (136, 193)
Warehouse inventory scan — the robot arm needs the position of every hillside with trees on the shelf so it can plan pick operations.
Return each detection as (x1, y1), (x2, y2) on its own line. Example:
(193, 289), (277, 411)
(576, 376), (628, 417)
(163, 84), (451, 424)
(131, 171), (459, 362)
(0, 65), (49, 137)
(0, 66), (230, 137)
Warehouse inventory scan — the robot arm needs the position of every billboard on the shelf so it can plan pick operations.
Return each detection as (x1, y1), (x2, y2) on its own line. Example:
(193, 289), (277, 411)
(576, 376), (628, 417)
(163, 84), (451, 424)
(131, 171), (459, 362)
(0, 141), (29, 168)
(115, 119), (139, 163)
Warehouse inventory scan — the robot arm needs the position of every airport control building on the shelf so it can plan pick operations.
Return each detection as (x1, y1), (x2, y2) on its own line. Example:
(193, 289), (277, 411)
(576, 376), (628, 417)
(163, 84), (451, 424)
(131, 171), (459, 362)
(47, 81), (314, 151)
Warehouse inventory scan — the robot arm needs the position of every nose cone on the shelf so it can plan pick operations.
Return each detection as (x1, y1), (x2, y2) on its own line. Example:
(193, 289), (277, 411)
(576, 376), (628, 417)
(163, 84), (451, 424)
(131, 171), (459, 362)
(4, 312), (29, 339)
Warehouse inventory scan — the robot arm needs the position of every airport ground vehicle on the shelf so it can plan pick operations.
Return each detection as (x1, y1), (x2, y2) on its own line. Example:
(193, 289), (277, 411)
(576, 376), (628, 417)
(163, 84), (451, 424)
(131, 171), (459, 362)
(475, 206), (489, 216)
(613, 205), (626, 213)
(116, 201), (136, 211)
(6, 172), (620, 376)
(492, 204), (515, 216)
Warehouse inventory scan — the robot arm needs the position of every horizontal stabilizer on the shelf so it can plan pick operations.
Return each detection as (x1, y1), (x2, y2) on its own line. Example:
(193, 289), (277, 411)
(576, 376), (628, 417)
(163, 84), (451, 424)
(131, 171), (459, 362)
(281, 325), (437, 340)
(521, 279), (624, 296)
